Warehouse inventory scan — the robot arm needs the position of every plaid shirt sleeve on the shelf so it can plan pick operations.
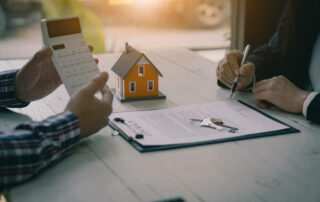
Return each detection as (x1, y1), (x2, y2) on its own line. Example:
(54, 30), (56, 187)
(0, 70), (30, 108)
(0, 111), (81, 190)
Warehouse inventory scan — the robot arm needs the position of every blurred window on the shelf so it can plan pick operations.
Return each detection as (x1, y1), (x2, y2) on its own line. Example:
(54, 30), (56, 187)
(0, 0), (230, 59)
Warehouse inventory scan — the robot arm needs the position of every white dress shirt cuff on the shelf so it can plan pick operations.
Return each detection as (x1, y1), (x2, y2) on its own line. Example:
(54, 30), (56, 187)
(303, 92), (320, 117)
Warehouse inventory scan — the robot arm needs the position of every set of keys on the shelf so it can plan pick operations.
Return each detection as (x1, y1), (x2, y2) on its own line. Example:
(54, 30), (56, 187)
(190, 118), (238, 133)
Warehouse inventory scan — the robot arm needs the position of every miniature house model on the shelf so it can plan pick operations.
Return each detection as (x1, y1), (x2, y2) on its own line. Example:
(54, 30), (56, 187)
(111, 43), (165, 101)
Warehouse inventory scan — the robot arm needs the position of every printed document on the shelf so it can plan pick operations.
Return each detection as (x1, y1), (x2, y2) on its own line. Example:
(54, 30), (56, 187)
(109, 100), (289, 146)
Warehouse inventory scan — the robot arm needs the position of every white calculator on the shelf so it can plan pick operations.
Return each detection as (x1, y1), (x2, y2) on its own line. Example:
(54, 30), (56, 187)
(41, 16), (100, 96)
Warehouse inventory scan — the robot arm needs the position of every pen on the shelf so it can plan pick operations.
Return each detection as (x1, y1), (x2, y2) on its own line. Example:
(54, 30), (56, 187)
(229, 44), (251, 99)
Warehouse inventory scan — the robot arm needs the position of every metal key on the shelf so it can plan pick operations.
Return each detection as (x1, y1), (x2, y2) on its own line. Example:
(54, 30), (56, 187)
(214, 122), (238, 130)
(191, 118), (238, 133)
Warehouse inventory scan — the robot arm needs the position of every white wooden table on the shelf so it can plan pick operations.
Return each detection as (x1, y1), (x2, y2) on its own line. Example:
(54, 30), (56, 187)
(1, 48), (320, 202)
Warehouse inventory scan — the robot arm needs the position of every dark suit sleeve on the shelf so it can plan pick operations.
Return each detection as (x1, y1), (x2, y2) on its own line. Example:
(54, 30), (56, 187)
(247, 23), (288, 82)
(306, 94), (320, 122)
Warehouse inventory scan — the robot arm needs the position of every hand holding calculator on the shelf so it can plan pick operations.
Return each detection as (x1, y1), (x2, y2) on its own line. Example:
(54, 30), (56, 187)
(41, 16), (100, 96)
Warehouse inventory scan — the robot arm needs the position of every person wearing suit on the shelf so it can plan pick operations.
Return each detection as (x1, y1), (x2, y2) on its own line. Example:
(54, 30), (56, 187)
(216, 0), (320, 122)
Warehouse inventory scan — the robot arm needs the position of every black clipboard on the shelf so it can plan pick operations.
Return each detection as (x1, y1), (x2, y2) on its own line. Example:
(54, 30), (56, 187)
(109, 100), (299, 153)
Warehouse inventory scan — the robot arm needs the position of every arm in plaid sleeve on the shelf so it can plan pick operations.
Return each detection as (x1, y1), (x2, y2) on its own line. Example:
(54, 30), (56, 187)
(0, 111), (81, 190)
(0, 70), (30, 108)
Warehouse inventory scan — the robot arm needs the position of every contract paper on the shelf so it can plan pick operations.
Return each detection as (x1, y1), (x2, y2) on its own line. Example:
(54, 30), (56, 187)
(109, 100), (289, 146)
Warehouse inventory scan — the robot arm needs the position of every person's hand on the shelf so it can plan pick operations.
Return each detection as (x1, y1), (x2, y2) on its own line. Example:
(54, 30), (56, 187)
(216, 50), (255, 89)
(14, 46), (99, 102)
(65, 72), (113, 138)
(253, 75), (310, 113)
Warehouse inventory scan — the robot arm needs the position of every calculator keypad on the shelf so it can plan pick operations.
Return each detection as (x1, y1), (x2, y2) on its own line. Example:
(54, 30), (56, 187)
(51, 36), (100, 96)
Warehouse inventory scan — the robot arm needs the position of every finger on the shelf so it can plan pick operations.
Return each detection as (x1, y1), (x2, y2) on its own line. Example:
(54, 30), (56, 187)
(237, 67), (255, 89)
(216, 63), (220, 77)
(100, 85), (107, 94)
(239, 63), (255, 76)
(253, 79), (272, 91)
(253, 84), (267, 95)
(46, 57), (62, 85)
(88, 45), (94, 52)
(33, 47), (52, 61)
(228, 49), (243, 60)
(218, 61), (235, 84)
(44, 47), (53, 57)
(253, 85), (266, 94)
(254, 90), (273, 104)
(261, 100), (271, 108)
(219, 77), (232, 88)
(101, 86), (114, 106)
(83, 72), (109, 96)
(51, 66), (63, 85)
(232, 50), (243, 59)
(236, 82), (247, 90)
(237, 77), (251, 89)
(225, 51), (242, 75)
(94, 58), (99, 64)
(223, 63), (236, 83)
(98, 108), (110, 127)
(102, 119), (109, 128)
(254, 92), (268, 108)
(255, 99), (269, 109)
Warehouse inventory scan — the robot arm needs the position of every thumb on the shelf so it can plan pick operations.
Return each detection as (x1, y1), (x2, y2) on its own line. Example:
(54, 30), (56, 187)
(226, 50), (242, 75)
(83, 72), (109, 96)
(101, 86), (113, 106)
(33, 47), (52, 62)
(239, 62), (255, 76)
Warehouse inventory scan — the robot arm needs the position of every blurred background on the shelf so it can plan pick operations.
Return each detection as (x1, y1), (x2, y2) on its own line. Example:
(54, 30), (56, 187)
(0, 0), (230, 59)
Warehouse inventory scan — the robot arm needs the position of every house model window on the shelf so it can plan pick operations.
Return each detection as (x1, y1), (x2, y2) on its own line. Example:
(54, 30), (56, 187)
(129, 82), (136, 92)
(148, 80), (154, 91)
(138, 65), (145, 76)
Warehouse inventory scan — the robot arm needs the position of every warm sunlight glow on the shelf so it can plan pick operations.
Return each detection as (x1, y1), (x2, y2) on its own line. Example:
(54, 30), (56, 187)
(136, 0), (158, 5)
(108, 0), (178, 6)
(109, 0), (133, 5)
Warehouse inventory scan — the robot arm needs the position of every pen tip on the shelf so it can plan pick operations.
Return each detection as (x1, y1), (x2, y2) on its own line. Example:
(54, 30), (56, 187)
(229, 93), (233, 100)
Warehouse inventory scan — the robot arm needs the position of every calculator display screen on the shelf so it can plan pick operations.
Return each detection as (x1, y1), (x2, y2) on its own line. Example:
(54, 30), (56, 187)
(52, 44), (65, 50)
(47, 18), (81, 38)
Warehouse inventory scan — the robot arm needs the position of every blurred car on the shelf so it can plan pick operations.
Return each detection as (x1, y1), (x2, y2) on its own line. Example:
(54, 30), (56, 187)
(186, 0), (229, 28)
(0, 0), (42, 37)
(83, 0), (229, 28)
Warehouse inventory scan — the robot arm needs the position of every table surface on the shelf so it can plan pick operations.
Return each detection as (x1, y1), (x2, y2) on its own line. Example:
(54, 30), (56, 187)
(1, 48), (320, 202)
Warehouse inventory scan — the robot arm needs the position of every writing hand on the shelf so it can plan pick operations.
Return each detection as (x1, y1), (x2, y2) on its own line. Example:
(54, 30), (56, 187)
(216, 50), (255, 89)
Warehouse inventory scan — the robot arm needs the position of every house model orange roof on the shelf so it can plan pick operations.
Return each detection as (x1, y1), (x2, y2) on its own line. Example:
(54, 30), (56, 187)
(111, 43), (166, 102)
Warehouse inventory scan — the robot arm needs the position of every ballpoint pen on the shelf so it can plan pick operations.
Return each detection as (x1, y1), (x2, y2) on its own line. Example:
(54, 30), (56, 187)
(229, 44), (251, 99)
